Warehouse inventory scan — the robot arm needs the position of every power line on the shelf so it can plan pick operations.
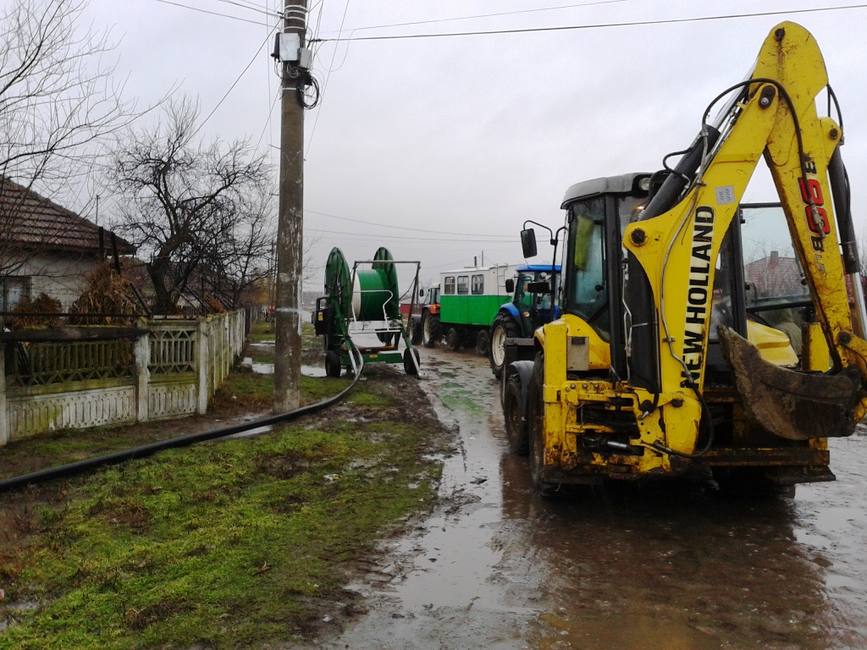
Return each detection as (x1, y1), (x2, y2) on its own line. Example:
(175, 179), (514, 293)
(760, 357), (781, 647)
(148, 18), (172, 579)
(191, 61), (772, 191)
(189, 23), (280, 143)
(152, 0), (270, 26)
(306, 226), (519, 243)
(209, 0), (281, 17)
(306, 208), (514, 239)
(321, 0), (631, 34)
(311, 3), (867, 42)
(305, 0), (350, 156)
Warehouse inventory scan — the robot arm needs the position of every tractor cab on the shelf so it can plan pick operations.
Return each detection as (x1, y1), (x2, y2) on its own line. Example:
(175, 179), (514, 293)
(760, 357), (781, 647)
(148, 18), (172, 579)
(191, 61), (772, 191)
(505, 264), (561, 335)
(489, 263), (561, 377)
(545, 172), (653, 377)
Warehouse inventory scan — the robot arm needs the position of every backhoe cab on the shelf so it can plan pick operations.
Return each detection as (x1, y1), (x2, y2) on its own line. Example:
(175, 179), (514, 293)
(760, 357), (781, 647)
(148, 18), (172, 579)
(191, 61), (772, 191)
(503, 22), (867, 493)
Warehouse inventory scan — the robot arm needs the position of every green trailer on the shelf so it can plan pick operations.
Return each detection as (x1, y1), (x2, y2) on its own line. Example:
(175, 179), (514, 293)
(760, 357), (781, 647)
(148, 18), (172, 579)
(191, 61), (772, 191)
(421, 264), (515, 353)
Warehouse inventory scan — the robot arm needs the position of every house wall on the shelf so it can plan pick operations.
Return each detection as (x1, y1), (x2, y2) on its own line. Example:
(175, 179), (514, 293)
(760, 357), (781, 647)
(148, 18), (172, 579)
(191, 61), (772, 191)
(13, 251), (102, 310)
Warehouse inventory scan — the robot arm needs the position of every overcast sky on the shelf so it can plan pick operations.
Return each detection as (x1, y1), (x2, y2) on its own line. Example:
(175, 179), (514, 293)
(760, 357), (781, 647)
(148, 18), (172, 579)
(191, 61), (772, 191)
(69, 0), (867, 290)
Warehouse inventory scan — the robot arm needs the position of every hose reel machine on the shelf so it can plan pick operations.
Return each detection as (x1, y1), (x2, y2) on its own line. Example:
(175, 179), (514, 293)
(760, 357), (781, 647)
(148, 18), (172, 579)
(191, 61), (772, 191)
(313, 246), (421, 377)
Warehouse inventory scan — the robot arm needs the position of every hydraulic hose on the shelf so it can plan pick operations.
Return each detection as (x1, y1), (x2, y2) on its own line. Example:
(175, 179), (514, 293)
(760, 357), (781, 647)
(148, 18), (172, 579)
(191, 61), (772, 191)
(0, 348), (365, 494)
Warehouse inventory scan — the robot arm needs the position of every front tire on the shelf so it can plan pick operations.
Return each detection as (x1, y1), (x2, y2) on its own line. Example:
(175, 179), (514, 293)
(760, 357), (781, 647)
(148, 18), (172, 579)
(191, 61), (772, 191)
(475, 329), (490, 356)
(422, 313), (440, 348)
(489, 313), (521, 378)
(403, 348), (421, 376)
(528, 353), (557, 496)
(411, 318), (423, 345)
(503, 370), (529, 455)
(325, 350), (342, 378)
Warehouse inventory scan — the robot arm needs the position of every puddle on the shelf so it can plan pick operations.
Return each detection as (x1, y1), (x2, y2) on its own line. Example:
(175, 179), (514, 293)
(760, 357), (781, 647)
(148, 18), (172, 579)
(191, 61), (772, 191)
(246, 362), (326, 378)
(332, 348), (867, 649)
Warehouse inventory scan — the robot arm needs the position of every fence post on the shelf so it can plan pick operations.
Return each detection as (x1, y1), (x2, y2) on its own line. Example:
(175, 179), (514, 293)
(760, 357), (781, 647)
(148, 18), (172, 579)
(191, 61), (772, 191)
(0, 344), (8, 447)
(134, 321), (150, 423)
(197, 318), (209, 415)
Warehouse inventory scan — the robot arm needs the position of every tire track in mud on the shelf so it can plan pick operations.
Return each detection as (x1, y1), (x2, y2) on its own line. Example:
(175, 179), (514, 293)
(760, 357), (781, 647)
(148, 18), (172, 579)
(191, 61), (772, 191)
(328, 348), (867, 649)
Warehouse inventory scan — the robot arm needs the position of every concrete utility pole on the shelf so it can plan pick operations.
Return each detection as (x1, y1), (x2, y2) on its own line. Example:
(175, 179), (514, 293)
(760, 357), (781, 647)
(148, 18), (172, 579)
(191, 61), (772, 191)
(273, 0), (308, 412)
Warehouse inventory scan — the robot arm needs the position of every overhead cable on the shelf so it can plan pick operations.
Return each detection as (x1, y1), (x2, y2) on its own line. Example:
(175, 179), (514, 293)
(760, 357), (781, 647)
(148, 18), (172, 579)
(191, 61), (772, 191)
(152, 0), (269, 26)
(320, 0), (631, 34)
(306, 208), (514, 239)
(305, 0), (351, 156)
(311, 3), (867, 42)
(209, 0), (282, 18)
(188, 23), (280, 142)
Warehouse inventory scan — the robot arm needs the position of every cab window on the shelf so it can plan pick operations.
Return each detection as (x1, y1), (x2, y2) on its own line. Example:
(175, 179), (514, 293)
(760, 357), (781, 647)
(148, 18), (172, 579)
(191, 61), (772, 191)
(566, 197), (608, 336)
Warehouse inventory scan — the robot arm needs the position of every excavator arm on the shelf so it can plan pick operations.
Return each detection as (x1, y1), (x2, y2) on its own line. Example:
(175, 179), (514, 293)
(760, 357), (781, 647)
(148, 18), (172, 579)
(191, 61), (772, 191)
(623, 22), (867, 454)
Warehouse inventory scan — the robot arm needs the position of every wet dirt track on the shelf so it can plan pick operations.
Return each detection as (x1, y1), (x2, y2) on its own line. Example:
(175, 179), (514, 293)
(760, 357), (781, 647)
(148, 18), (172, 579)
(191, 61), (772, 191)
(330, 348), (867, 649)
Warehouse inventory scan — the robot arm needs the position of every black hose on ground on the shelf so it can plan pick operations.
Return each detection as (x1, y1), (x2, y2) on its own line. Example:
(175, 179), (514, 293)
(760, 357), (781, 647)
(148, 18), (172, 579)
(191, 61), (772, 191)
(0, 348), (365, 494)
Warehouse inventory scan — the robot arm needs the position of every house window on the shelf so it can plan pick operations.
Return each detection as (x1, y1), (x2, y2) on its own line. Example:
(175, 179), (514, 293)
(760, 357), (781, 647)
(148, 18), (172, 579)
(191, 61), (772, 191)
(443, 276), (456, 295)
(0, 276), (31, 311)
(457, 275), (469, 295)
(471, 274), (484, 295)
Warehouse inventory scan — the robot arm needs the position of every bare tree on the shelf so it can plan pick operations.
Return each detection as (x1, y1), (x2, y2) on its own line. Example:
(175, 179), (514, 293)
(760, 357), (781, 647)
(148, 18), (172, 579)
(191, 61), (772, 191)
(112, 99), (273, 314)
(0, 0), (136, 283)
(201, 191), (275, 309)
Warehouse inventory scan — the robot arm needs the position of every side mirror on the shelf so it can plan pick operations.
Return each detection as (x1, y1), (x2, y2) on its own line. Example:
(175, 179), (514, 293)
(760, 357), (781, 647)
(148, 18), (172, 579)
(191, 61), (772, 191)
(505, 278), (515, 294)
(419, 288), (425, 298)
(520, 228), (538, 258)
(527, 280), (552, 294)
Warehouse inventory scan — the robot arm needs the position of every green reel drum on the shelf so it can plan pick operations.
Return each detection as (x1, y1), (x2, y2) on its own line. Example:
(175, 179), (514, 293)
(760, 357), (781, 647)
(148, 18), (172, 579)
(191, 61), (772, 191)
(352, 247), (401, 321)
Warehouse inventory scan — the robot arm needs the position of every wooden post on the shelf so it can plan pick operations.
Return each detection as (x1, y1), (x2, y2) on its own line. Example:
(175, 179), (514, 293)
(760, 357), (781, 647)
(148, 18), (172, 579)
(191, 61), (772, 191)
(197, 318), (209, 415)
(134, 320), (150, 422)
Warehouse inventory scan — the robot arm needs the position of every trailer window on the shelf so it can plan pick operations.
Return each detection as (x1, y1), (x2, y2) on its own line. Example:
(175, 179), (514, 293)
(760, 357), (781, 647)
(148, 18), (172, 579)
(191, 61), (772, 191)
(443, 276), (456, 294)
(457, 275), (469, 295)
(471, 274), (484, 295)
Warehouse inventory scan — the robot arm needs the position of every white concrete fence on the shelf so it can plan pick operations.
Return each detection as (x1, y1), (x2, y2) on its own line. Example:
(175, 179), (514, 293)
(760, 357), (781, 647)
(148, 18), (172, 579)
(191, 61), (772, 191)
(0, 310), (247, 447)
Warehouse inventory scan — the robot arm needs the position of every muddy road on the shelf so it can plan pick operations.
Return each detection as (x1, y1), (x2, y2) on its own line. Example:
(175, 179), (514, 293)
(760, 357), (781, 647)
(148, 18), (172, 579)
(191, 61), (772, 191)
(331, 347), (867, 649)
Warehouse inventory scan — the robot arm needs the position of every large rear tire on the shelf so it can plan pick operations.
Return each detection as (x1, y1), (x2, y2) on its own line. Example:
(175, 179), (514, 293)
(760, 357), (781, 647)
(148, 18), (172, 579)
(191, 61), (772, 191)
(422, 313), (440, 348)
(528, 353), (558, 496)
(489, 313), (521, 378)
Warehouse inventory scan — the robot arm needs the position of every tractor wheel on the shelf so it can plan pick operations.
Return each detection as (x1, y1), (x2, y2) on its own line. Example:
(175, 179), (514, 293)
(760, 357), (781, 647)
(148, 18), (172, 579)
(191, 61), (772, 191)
(422, 313), (440, 348)
(489, 313), (521, 378)
(325, 350), (342, 378)
(446, 327), (461, 352)
(475, 330), (490, 356)
(528, 353), (558, 496)
(403, 348), (421, 376)
(411, 317), (423, 345)
(503, 370), (529, 455)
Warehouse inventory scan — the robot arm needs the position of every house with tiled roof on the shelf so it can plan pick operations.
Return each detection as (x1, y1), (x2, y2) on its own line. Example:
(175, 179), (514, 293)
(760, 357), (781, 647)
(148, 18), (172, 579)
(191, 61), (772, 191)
(0, 178), (135, 311)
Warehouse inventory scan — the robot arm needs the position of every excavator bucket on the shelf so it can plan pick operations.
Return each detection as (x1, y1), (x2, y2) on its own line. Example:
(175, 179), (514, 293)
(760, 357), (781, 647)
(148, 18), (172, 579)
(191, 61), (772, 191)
(718, 327), (859, 440)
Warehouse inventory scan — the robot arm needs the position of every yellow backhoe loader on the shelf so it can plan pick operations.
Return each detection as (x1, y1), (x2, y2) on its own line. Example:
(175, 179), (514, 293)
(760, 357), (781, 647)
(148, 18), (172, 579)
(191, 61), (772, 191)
(503, 22), (867, 494)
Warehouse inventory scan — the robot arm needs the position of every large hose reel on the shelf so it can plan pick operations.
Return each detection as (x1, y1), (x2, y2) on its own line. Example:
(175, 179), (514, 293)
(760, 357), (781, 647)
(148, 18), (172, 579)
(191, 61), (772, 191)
(316, 246), (421, 377)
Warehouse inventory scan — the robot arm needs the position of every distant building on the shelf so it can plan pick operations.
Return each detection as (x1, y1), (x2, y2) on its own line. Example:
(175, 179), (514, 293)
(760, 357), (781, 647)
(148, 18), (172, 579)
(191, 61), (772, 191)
(0, 178), (135, 311)
(743, 250), (806, 301)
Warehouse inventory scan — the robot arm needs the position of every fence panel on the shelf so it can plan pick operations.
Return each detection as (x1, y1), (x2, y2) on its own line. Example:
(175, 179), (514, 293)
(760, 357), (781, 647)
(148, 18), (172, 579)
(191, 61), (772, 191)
(1, 310), (246, 443)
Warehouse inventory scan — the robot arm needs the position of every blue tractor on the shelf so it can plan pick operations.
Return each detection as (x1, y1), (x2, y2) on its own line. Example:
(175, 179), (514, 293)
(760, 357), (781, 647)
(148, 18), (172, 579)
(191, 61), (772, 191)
(489, 263), (560, 377)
